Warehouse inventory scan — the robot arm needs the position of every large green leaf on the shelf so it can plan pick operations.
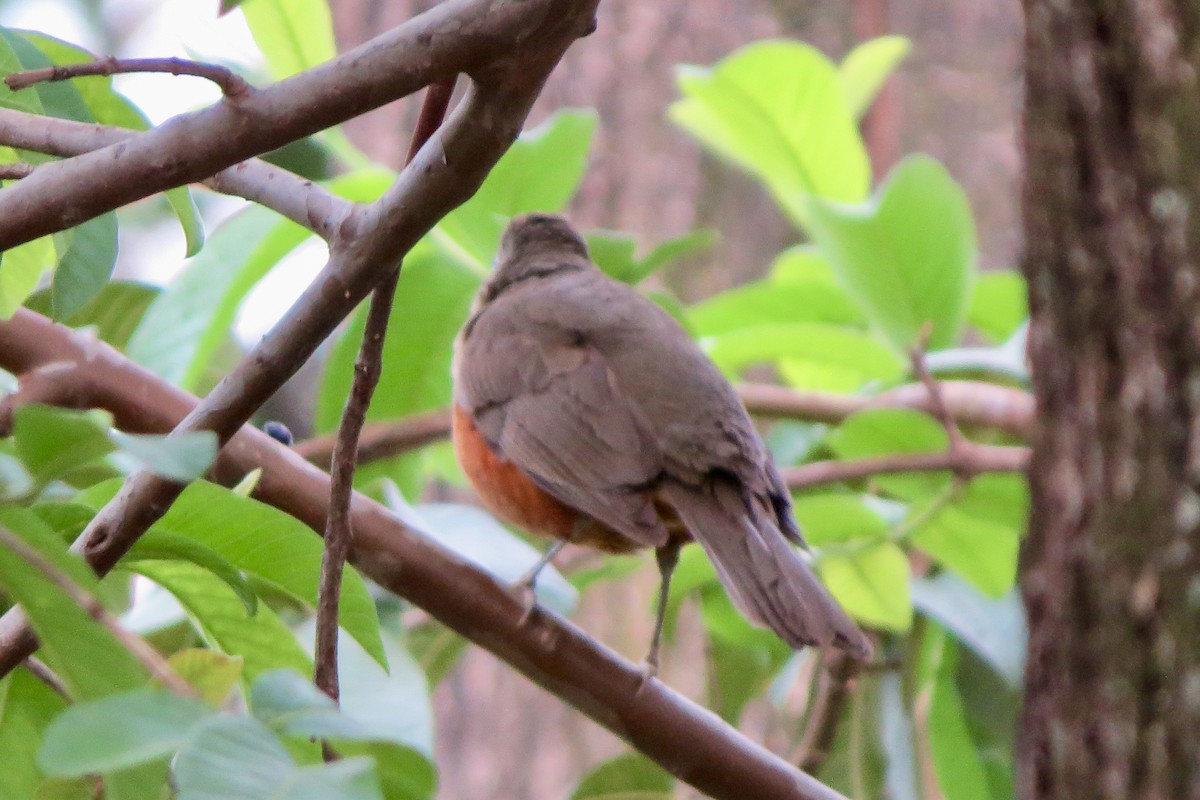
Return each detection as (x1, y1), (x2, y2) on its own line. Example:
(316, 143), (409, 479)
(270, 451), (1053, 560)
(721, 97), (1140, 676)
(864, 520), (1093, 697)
(807, 155), (977, 352)
(241, 0), (336, 79)
(689, 248), (863, 336)
(818, 541), (912, 631)
(80, 479), (385, 668)
(0, 668), (69, 799)
(909, 501), (1020, 598)
(925, 635), (994, 800)
(968, 270), (1027, 343)
(0, 233), (57, 319)
(0, 508), (146, 699)
(704, 322), (904, 385)
(839, 36), (911, 119)
(571, 753), (673, 799)
(792, 493), (888, 546)
(38, 688), (212, 777)
(670, 40), (870, 223)
(50, 211), (119, 321)
(173, 715), (383, 800)
(435, 110), (597, 268)
(25, 281), (160, 348)
(133, 560), (312, 682)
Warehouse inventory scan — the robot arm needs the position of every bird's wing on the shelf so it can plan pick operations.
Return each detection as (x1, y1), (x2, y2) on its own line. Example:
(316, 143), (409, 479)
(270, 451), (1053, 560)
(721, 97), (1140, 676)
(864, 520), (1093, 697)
(458, 328), (669, 549)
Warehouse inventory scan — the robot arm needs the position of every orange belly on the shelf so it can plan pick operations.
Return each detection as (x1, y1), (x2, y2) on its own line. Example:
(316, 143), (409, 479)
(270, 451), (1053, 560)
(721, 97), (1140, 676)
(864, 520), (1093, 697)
(451, 404), (640, 553)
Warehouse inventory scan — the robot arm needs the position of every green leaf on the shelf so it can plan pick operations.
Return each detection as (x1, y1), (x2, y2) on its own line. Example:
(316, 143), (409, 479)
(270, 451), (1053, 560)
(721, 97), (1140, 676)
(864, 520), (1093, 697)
(926, 637), (993, 800)
(818, 541), (911, 631)
(50, 211), (119, 321)
(704, 322), (904, 387)
(589, 228), (718, 285)
(670, 40), (870, 223)
(911, 573), (1025, 687)
(127, 206), (308, 390)
(909, 501), (1020, 598)
(436, 110), (597, 267)
(571, 753), (673, 799)
(707, 634), (789, 724)
(0, 508), (147, 699)
(13, 406), (115, 484)
(133, 560), (312, 682)
(0, 31), (44, 114)
(25, 281), (160, 348)
(807, 155), (977, 352)
(107, 430), (218, 482)
(0, 669), (69, 799)
(0, 234), (57, 319)
(173, 714), (385, 800)
(968, 270), (1027, 343)
(168, 649), (245, 707)
(259, 625), (434, 762)
(241, 0), (336, 79)
(792, 494), (888, 546)
(127, 530), (257, 615)
(1, 30), (91, 123)
(38, 688), (212, 776)
(81, 479), (385, 668)
(828, 408), (951, 498)
(839, 36), (911, 119)
(689, 277), (862, 336)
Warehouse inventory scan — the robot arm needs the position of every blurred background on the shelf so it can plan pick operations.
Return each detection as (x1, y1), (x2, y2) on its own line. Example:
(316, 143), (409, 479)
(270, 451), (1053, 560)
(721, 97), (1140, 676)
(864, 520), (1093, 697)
(0, 0), (1024, 796)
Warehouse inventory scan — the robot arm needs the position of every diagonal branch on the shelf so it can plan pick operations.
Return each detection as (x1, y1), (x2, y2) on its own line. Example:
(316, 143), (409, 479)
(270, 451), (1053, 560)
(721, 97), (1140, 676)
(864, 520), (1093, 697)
(0, 308), (848, 800)
(0, 0), (584, 249)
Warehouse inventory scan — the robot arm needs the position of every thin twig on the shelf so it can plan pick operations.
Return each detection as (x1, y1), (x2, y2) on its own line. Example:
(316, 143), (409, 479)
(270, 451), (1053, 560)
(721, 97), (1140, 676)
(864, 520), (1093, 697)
(294, 409), (452, 468)
(314, 79), (456, 714)
(23, 656), (70, 700)
(4, 57), (251, 99)
(781, 443), (1030, 489)
(0, 525), (194, 697)
(909, 325), (967, 453)
(0, 163), (34, 180)
(793, 651), (859, 774)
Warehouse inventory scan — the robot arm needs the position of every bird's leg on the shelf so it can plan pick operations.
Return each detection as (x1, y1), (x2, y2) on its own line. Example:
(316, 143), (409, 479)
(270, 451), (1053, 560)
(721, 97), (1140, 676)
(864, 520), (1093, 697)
(643, 538), (683, 678)
(514, 540), (567, 622)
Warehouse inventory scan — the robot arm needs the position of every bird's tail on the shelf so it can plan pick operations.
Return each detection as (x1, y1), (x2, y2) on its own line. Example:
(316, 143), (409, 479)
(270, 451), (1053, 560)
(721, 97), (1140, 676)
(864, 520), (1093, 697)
(659, 479), (872, 660)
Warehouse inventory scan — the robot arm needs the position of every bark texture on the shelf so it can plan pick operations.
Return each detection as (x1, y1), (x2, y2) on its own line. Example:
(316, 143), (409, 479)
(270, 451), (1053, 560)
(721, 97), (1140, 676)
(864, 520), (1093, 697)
(1020, 2), (1200, 798)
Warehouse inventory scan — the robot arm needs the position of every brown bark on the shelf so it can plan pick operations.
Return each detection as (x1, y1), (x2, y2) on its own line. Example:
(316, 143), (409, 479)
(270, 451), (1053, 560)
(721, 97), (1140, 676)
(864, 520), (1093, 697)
(1019, 2), (1200, 798)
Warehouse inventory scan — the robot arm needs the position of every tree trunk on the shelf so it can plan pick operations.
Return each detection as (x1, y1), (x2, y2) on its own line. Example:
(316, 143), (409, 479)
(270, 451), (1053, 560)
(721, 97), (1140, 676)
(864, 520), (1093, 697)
(1019, 2), (1200, 798)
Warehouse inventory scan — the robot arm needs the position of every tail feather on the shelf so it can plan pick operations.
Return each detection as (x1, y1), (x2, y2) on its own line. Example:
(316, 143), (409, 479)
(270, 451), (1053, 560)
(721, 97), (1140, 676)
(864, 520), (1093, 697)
(659, 479), (873, 660)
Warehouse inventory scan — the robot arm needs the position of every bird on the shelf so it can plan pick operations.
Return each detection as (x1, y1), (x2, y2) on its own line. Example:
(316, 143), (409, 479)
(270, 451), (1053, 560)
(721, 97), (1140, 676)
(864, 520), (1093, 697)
(451, 213), (872, 670)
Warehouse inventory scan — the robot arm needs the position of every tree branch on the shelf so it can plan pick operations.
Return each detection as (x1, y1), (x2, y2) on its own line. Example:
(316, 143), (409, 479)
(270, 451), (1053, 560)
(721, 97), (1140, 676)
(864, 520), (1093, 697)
(315, 78), (455, 709)
(0, 108), (347, 237)
(781, 443), (1030, 489)
(4, 57), (251, 98)
(0, 308), (849, 800)
(0, 0), (589, 249)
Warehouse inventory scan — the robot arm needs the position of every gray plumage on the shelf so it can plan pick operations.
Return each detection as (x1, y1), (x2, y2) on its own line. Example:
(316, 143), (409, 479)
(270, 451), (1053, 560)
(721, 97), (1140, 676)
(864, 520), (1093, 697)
(454, 213), (872, 659)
